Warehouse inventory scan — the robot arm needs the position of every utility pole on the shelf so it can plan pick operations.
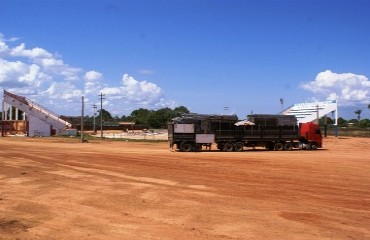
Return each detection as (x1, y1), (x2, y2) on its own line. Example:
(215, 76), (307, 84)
(316, 104), (320, 124)
(81, 96), (84, 143)
(99, 93), (105, 139)
(93, 104), (97, 134)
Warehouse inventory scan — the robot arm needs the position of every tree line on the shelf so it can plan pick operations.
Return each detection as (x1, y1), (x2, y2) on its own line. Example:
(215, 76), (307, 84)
(319, 116), (370, 128)
(85, 106), (190, 129)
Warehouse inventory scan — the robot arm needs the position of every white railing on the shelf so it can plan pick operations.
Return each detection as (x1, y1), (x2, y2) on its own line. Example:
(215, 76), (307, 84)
(26, 98), (72, 128)
(3, 91), (72, 131)
(283, 100), (337, 123)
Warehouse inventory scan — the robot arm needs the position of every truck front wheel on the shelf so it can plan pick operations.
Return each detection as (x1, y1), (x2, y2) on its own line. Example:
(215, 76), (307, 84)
(181, 142), (193, 152)
(309, 143), (318, 150)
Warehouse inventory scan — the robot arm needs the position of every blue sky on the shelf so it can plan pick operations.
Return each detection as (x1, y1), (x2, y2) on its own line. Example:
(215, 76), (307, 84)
(1, 0), (370, 120)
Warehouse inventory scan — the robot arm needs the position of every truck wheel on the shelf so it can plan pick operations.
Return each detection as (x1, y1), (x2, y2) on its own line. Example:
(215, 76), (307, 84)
(223, 142), (234, 152)
(181, 142), (193, 152)
(284, 142), (293, 151)
(234, 142), (244, 152)
(309, 143), (318, 150)
(274, 142), (284, 151)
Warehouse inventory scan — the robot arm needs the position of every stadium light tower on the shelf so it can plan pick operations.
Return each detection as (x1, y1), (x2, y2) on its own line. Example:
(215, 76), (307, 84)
(280, 98), (284, 113)
(224, 106), (229, 115)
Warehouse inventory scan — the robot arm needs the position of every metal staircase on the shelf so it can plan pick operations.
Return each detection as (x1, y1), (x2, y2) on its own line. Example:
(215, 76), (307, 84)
(3, 90), (72, 134)
(281, 100), (338, 124)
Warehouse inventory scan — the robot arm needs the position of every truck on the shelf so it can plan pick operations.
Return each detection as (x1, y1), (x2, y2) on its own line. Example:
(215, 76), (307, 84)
(168, 113), (322, 152)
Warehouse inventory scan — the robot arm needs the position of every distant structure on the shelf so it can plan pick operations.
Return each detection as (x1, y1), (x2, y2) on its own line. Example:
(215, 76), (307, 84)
(281, 100), (338, 125)
(1, 90), (72, 137)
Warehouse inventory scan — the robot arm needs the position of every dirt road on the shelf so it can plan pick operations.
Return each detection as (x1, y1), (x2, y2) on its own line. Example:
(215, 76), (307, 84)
(1, 136), (370, 240)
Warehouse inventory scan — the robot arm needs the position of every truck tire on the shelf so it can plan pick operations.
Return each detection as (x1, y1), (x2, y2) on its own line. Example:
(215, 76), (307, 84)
(223, 142), (234, 152)
(234, 142), (244, 152)
(180, 142), (193, 152)
(274, 142), (284, 151)
(309, 143), (318, 150)
(284, 142), (293, 151)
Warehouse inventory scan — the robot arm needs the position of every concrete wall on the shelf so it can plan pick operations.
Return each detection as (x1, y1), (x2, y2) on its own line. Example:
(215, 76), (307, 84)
(29, 116), (51, 137)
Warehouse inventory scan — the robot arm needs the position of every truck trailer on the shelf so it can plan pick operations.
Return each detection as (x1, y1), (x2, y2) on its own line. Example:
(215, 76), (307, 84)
(168, 113), (322, 152)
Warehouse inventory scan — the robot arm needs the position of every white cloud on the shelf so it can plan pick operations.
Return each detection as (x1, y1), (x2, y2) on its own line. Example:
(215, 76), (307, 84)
(84, 70), (103, 81)
(101, 74), (163, 105)
(0, 33), (176, 115)
(300, 70), (370, 105)
(0, 41), (10, 56)
(84, 70), (104, 95)
(43, 82), (82, 100)
(11, 43), (53, 59)
(0, 59), (47, 87)
(0, 33), (20, 42)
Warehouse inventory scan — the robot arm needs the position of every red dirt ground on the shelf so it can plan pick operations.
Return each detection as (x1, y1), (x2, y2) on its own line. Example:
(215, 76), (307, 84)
(1, 136), (370, 240)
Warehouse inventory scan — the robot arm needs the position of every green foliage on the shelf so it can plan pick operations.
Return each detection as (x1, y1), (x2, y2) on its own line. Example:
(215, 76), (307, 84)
(348, 118), (359, 124)
(96, 109), (113, 122)
(319, 116), (334, 125)
(130, 108), (152, 125)
(359, 119), (370, 128)
(337, 117), (347, 127)
(125, 106), (190, 128)
(147, 107), (175, 128)
(173, 106), (190, 116)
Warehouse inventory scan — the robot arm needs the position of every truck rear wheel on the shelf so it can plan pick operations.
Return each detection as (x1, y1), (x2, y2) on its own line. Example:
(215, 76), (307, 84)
(223, 142), (234, 152)
(274, 142), (284, 151)
(180, 142), (193, 152)
(234, 142), (244, 152)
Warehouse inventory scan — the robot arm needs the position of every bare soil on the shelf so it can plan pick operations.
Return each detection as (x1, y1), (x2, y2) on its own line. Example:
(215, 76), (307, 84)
(1, 136), (370, 240)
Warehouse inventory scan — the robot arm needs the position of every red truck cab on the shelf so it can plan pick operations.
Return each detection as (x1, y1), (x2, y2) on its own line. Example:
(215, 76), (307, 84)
(299, 122), (323, 149)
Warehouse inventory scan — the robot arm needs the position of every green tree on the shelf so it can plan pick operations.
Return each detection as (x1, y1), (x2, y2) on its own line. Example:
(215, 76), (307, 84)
(173, 106), (190, 117)
(319, 116), (334, 125)
(337, 117), (347, 127)
(348, 118), (359, 127)
(130, 108), (152, 125)
(359, 119), (370, 128)
(120, 115), (132, 122)
(147, 107), (175, 128)
(96, 109), (113, 123)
